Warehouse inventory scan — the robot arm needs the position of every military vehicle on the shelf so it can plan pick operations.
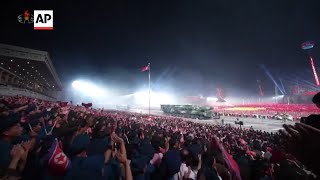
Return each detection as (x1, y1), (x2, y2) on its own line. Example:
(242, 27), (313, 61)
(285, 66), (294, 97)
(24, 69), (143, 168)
(272, 113), (294, 121)
(116, 104), (130, 111)
(160, 104), (215, 119)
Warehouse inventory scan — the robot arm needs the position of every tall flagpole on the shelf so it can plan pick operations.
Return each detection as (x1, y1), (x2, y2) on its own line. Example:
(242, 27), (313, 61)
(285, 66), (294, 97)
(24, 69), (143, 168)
(148, 63), (151, 115)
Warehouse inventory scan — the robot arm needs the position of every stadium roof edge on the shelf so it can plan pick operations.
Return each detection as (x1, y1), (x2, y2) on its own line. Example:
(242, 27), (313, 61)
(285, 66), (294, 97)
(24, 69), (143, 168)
(0, 43), (63, 90)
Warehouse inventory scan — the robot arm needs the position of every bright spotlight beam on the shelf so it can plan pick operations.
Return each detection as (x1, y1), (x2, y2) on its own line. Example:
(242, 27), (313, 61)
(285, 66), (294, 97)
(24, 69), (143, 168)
(72, 80), (106, 98)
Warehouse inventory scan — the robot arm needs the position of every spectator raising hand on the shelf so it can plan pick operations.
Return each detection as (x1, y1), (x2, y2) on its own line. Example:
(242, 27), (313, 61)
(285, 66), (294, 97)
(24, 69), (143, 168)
(164, 137), (170, 152)
(150, 152), (163, 166)
(282, 123), (320, 175)
(7, 144), (25, 178)
(115, 151), (128, 165)
(28, 130), (38, 138)
(111, 132), (127, 158)
(21, 140), (35, 152)
(10, 145), (25, 162)
(16, 141), (34, 173)
(111, 132), (124, 144)
(116, 150), (133, 180)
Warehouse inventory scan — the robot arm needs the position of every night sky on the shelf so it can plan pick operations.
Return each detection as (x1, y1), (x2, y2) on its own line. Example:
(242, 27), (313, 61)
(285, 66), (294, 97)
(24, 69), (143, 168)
(1, 0), (320, 97)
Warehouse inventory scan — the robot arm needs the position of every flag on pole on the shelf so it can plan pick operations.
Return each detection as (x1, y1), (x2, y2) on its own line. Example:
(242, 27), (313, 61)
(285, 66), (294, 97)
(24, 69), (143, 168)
(140, 63), (151, 114)
(141, 64), (150, 72)
(82, 102), (92, 108)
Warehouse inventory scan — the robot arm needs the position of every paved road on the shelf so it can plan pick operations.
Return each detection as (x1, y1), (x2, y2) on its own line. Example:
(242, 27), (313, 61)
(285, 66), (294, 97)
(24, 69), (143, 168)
(194, 117), (294, 132)
(128, 108), (295, 132)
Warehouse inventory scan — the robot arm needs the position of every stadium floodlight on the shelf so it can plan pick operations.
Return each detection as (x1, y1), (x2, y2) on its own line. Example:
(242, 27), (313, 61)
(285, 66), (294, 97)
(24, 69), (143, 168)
(206, 97), (218, 102)
(72, 80), (106, 98)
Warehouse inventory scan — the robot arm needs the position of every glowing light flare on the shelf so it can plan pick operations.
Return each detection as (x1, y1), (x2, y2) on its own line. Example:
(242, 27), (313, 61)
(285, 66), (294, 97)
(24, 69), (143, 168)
(272, 95), (284, 99)
(310, 56), (320, 86)
(133, 90), (175, 106)
(72, 80), (107, 97)
(206, 97), (218, 102)
(301, 41), (315, 50)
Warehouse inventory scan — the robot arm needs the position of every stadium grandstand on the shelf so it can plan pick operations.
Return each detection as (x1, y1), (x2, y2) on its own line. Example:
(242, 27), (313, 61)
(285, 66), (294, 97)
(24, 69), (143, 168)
(0, 43), (62, 101)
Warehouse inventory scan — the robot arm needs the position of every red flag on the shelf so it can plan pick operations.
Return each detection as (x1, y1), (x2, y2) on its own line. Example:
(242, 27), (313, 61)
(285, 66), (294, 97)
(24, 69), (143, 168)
(48, 139), (71, 176)
(82, 102), (92, 108)
(58, 101), (69, 107)
(211, 137), (242, 180)
(141, 65), (149, 72)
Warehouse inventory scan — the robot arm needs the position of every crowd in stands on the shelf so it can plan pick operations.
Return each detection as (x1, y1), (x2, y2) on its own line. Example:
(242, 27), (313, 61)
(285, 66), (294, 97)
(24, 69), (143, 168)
(0, 96), (320, 180)
(215, 104), (320, 121)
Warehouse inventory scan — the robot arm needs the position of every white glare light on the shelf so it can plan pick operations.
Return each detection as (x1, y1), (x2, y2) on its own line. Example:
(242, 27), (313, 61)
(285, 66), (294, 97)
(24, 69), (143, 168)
(206, 97), (218, 102)
(72, 80), (106, 97)
(133, 90), (175, 106)
(272, 95), (284, 99)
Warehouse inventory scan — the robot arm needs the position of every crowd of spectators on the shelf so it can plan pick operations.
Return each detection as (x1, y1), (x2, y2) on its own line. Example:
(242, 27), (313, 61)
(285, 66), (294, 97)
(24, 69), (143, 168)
(0, 96), (319, 180)
(215, 104), (320, 121)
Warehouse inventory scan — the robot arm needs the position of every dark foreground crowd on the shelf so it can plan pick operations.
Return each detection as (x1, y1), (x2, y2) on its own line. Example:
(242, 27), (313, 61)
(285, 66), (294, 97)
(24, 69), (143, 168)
(0, 96), (320, 180)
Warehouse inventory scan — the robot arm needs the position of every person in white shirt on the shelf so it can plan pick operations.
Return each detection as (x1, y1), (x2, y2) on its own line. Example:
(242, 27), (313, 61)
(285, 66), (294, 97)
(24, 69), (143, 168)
(174, 151), (201, 180)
